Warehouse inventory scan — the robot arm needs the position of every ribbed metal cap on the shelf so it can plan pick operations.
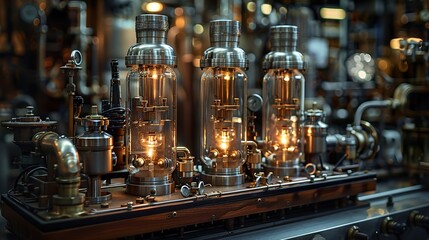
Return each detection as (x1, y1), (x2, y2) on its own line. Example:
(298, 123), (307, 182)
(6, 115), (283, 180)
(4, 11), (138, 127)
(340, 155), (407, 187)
(263, 25), (305, 70)
(210, 20), (240, 44)
(136, 14), (168, 31)
(200, 20), (248, 69)
(125, 14), (176, 67)
(271, 25), (297, 50)
(135, 14), (168, 43)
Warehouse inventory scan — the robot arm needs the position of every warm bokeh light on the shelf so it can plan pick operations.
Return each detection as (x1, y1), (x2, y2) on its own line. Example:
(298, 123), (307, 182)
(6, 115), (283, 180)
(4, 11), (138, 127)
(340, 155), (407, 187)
(320, 7), (346, 20)
(175, 17), (185, 29)
(261, 4), (272, 15)
(142, 2), (164, 13)
(390, 37), (422, 49)
(193, 24), (204, 35)
(247, 2), (256, 12)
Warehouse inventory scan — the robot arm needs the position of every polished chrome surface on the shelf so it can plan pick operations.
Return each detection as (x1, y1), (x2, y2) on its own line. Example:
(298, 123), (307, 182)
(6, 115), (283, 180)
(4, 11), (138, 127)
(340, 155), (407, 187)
(262, 25), (305, 70)
(86, 177), (112, 205)
(76, 106), (113, 176)
(127, 175), (175, 196)
(76, 106), (113, 204)
(125, 14), (176, 66)
(303, 108), (328, 155)
(201, 171), (245, 186)
(200, 20), (248, 69)
(264, 165), (301, 178)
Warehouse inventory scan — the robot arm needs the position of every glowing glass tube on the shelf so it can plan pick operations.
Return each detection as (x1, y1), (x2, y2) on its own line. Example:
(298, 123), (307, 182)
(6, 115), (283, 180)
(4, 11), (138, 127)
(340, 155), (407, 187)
(200, 20), (248, 186)
(262, 25), (305, 177)
(125, 14), (177, 196)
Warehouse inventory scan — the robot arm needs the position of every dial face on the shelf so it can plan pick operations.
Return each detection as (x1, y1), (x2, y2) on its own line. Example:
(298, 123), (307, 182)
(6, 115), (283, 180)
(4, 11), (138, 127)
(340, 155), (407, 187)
(71, 50), (83, 66)
(346, 53), (375, 83)
(247, 93), (263, 112)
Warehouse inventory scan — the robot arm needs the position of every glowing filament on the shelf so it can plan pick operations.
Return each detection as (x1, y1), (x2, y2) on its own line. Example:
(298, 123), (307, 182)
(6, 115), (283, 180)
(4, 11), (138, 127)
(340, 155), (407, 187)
(148, 135), (158, 145)
(140, 133), (162, 159)
(147, 148), (154, 158)
(283, 74), (290, 81)
(219, 129), (231, 150)
(280, 128), (289, 146)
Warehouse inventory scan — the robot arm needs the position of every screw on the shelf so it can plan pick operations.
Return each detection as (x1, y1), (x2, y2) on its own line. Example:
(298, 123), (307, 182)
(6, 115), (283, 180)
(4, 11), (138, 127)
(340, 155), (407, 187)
(136, 197), (144, 204)
(127, 202), (133, 210)
(100, 202), (109, 209)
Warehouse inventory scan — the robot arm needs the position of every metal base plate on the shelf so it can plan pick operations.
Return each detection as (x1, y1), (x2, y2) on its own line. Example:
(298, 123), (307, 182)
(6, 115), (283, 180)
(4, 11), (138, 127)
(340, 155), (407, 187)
(86, 191), (112, 205)
(126, 182), (175, 196)
(264, 165), (302, 178)
(201, 172), (245, 186)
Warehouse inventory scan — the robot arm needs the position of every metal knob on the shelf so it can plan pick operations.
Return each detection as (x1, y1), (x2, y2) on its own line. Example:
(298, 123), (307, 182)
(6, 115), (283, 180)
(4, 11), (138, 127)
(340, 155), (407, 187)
(409, 211), (429, 230)
(347, 226), (369, 240)
(381, 217), (407, 236)
(180, 185), (191, 197)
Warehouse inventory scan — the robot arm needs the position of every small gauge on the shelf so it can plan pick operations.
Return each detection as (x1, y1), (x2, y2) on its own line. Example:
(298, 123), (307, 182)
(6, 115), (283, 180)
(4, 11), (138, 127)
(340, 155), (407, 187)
(70, 50), (83, 66)
(247, 93), (263, 112)
(20, 4), (38, 24)
(197, 181), (205, 195)
(180, 185), (191, 197)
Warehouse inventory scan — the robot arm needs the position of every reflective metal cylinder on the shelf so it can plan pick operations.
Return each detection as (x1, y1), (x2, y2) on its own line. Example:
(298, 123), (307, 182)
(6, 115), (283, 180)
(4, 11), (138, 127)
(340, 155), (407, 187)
(76, 106), (113, 204)
(303, 107), (328, 164)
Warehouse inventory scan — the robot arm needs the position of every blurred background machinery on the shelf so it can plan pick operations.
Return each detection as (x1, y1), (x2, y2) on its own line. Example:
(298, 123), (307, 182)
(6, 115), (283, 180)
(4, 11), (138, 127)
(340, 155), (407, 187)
(1, 0), (429, 239)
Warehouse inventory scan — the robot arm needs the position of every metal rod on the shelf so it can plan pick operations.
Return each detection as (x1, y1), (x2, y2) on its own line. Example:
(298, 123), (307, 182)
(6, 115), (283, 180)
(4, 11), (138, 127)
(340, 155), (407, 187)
(89, 173), (349, 215)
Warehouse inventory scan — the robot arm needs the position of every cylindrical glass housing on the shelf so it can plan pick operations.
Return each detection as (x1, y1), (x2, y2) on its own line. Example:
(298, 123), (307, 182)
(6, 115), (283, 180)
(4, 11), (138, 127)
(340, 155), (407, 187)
(262, 25), (305, 177)
(126, 65), (176, 173)
(201, 67), (247, 168)
(125, 14), (177, 196)
(200, 20), (248, 186)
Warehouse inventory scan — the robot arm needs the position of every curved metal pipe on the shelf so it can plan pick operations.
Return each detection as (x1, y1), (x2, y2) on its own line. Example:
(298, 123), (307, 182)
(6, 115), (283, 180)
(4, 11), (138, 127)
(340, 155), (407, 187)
(56, 137), (80, 180)
(176, 146), (191, 158)
(247, 140), (258, 151)
(353, 99), (393, 127)
(33, 132), (80, 182)
(33, 131), (84, 217)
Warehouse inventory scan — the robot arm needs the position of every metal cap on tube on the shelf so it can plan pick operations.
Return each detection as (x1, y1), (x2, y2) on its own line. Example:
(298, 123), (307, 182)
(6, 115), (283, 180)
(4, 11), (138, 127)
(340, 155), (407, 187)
(263, 25), (305, 70)
(210, 20), (241, 45)
(200, 20), (248, 69)
(135, 14), (169, 32)
(125, 14), (176, 67)
(270, 25), (298, 51)
(135, 14), (168, 43)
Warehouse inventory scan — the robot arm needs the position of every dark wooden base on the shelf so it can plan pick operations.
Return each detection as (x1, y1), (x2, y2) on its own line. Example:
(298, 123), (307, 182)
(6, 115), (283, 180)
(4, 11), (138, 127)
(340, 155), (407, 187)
(1, 172), (376, 240)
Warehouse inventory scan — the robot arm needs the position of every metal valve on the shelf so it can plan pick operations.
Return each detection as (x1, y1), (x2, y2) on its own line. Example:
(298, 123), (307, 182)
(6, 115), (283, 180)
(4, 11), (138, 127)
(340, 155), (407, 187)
(409, 211), (429, 230)
(180, 181), (205, 198)
(381, 217), (407, 236)
(347, 226), (369, 240)
(252, 172), (273, 187)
